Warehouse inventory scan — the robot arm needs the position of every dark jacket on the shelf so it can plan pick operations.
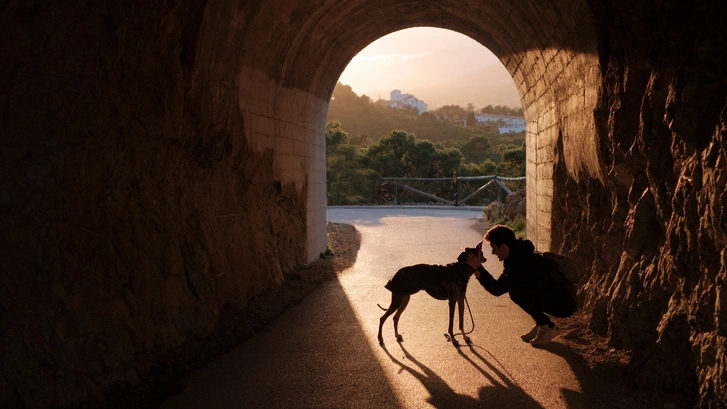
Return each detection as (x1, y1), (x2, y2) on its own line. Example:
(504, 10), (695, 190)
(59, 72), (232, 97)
(476, 239), (561, 299)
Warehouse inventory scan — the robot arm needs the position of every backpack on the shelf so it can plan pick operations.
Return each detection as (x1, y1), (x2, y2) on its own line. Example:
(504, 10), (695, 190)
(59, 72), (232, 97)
(537, 251), (579, 309)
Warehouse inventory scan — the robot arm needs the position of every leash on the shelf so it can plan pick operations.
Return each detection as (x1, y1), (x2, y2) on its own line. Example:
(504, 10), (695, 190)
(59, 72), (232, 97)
(443, 295), (476, 343)
(464, 295), (475, 335)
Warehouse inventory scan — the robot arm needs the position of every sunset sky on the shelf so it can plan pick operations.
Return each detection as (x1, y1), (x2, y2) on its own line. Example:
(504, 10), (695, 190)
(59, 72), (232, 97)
(337, 27), (521, 110)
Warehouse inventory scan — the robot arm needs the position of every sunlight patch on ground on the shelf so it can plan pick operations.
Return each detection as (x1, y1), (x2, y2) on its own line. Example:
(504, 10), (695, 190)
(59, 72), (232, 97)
(332, 215), (583, 408)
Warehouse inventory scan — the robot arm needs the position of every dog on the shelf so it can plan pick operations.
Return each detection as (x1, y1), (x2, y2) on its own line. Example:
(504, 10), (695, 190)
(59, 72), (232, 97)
(377, 242), (483, 347)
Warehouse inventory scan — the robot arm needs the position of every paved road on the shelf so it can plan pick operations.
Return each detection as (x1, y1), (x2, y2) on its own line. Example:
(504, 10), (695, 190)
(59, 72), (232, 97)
(159, 207), (603, 409)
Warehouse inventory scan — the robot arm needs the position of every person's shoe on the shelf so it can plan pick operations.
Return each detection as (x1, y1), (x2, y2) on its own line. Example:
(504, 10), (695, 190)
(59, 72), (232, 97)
(530, 324), (559, 346)
(520, 324), (540, 342)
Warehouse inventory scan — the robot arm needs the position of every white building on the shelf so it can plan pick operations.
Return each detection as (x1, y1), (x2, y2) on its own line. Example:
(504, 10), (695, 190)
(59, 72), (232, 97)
(474, 113), (525, 134)
(386, 89), (428, 114)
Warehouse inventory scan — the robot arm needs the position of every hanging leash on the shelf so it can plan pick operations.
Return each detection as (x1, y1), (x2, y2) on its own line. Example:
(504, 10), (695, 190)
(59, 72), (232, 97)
(464, 295), (475, 335)
(443, 295), (476, 343)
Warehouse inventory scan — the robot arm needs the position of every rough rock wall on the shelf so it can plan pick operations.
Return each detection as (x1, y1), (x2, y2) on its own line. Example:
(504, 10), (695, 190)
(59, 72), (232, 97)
(553, 1), (727, 406)
(0, 2), (307, 407)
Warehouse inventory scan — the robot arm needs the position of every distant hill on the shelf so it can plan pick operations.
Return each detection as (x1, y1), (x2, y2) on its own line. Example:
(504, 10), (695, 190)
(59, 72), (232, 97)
(326, 82), (525, 152)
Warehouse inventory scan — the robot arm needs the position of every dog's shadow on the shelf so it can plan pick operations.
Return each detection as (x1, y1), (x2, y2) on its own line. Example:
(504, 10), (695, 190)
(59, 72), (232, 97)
(381, 343), (545, 409)
(459, 343), (546, 408)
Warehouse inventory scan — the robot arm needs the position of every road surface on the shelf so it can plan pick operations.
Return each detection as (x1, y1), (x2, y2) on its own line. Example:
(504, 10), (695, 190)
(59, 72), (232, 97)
(159, 207), (618, 409)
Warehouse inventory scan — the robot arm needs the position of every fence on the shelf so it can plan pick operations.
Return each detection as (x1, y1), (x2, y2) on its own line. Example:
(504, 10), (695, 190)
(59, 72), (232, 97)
(380, 175), (526, 206)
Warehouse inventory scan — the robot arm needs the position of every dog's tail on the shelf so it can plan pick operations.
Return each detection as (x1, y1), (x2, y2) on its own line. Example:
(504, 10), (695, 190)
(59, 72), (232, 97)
(376, 303), (388, 311)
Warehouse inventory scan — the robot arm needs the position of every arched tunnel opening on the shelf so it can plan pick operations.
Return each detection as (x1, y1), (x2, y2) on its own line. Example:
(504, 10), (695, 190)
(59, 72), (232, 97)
(1, 1), (726, 408)
(326, 27), (528, 210)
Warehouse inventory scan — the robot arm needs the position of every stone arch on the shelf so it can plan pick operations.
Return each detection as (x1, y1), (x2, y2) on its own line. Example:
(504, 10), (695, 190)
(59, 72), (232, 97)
(204, 0), (605, 261)
(2, 0), (727, 407)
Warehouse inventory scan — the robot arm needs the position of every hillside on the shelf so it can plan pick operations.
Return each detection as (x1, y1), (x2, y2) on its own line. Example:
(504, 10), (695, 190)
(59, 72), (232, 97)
(326, 82), (524, 146)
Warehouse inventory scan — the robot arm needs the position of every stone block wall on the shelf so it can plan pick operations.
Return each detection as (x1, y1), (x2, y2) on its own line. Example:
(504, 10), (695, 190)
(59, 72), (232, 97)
(512, 1), (603, 253)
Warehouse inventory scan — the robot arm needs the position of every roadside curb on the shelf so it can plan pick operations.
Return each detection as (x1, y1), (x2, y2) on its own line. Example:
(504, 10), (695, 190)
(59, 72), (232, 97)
(327, 205), (485, 212)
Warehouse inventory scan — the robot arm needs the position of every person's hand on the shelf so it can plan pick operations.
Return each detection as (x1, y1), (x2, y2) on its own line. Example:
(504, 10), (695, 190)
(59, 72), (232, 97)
(466, 250), (485, 270)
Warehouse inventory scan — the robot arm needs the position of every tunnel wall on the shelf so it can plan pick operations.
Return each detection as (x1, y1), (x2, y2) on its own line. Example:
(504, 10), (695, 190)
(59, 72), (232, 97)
(1, 0), (727, 408)
(0, 1), (322, 407)
(550, 1), (727, 406)
(513, 7), (604, 252)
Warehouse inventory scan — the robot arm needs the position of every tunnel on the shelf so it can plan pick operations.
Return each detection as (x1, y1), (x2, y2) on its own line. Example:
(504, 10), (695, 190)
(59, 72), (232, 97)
(1, 0), (726, 407)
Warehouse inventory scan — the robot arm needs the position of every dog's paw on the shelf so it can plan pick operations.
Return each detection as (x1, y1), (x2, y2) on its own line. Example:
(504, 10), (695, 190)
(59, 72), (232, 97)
(445, 333), (461, 347)
(396, 334), (404, 343)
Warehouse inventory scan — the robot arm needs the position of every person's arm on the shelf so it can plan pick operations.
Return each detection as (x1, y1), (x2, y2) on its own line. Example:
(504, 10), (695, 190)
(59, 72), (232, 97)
(475, 267), (508, 296)
(465, 251), (508, 296)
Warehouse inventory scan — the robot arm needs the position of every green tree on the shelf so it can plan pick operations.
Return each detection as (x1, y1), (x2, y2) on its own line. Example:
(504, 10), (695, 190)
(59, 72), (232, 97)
(432, 105), (466, 124)
(326, 121), (380, 204)
(496, 145), (526, 177)
(348, 130), (371, 146)
(366, 130), (464, 178)
(459, 135), (491, 164)
(465, 103), (477, 127)
(325, 121), (349, 147)
(480, 105), (524, 116)
(324, 83), (526, 205)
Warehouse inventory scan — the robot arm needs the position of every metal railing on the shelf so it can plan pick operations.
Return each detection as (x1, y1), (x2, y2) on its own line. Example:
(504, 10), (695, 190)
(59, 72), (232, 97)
(380, 175), (525, 206)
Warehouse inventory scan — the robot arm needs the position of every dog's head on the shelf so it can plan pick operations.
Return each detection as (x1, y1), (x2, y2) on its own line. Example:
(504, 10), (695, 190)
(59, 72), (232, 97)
(458, 242), (484, 265)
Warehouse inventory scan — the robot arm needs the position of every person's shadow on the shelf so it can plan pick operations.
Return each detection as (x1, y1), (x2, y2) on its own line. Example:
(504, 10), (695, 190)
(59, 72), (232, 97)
(466, 340), (689, 408)
(382, 342), (545, 409)
(522, 341), (691, 408)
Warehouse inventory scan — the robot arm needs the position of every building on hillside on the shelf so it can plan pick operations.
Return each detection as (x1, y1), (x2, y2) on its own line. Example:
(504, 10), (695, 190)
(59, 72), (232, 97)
(474, 113), (526, 134)
(383, 89), (428, 114)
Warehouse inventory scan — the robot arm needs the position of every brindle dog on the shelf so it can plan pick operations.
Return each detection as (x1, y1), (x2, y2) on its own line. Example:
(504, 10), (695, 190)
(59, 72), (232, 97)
(377, 243), (483, 347)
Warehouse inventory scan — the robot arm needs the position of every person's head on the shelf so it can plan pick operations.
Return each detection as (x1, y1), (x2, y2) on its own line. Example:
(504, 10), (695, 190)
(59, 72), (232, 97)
(483, 224), (516, 261)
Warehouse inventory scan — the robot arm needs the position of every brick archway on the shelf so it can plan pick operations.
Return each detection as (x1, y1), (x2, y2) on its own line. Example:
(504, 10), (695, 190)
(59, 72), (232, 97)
(205, 0), (604, 260)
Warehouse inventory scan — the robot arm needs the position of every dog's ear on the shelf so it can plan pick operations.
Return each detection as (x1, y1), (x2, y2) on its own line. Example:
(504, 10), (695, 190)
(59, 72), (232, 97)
(466, 243), (483, 254)
(476, 242), (485, 262)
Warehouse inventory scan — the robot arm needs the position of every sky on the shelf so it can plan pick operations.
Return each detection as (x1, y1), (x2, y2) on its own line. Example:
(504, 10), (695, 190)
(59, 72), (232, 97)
(337, 27), (521, 110)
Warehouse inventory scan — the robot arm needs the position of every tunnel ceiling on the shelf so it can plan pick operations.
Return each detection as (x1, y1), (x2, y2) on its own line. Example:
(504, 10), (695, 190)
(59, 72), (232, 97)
(219, 0), (604, 253)
(245, 0), (600, 103)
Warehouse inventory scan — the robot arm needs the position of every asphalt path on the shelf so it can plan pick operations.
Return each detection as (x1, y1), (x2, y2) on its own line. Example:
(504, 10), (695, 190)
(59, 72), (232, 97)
(160, 207), (602, 409)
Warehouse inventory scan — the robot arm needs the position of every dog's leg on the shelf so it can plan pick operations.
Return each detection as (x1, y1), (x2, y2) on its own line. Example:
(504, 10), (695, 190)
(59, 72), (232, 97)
(392, 295), (410, 342)
(378, 295), (403, 345)
(448, 298), (460, 347)
(457, 294), (472, 345)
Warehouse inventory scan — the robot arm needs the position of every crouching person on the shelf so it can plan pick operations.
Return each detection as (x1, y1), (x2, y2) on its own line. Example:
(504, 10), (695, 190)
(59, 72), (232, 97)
(466, 224), (578, 346)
